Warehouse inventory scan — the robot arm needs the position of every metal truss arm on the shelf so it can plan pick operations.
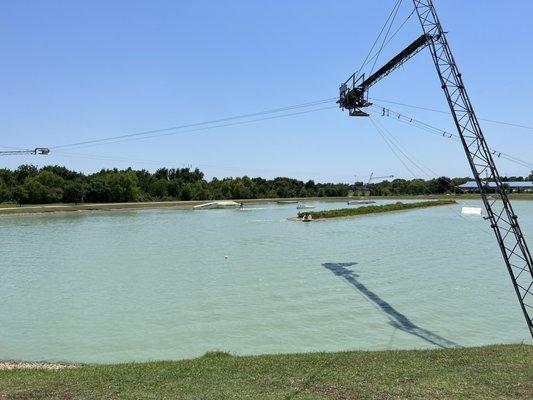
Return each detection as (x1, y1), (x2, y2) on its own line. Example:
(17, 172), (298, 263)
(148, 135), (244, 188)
(0, 148), (50, 156)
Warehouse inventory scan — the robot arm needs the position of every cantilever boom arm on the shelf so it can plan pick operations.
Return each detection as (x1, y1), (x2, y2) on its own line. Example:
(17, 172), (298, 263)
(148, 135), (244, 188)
(339, 33), (434, 114)
(0, 148), (50, 156)
(361, 33), (434, 90)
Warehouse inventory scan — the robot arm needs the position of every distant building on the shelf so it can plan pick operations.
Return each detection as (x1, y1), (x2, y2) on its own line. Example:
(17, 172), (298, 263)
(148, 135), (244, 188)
(458, 181), (533, 193)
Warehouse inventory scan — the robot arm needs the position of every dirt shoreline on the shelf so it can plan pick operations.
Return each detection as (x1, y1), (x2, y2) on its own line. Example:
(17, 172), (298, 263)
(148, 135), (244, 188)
(0, 194), (531, 216)
(0, 361), (78, 370)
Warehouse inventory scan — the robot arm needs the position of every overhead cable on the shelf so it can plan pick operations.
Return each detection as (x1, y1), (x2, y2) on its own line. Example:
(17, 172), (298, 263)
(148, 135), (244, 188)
(370, 97), (533, 132)
(51, 97), (337, 150)
(369, 104), (533, 169)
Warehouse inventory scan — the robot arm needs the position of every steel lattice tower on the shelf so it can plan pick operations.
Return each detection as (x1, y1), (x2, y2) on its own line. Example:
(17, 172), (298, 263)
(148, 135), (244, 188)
(412, 0), (533, 337)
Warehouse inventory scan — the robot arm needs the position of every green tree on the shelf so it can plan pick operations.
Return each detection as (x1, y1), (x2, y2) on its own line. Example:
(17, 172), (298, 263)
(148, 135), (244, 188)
(0, 164), (528, 204)
(408, 179), (427, 195)
(13, 186), (29, 205)
(14, 165), (38, 184)
(232, 182), (252, 199)
(41, 165), (82, 180)
(105, 171), (139, 202)
(148, 179), (169, 199)
(35, 170), (63, 188)
(23, 180), (49, 203)
(180, 182), (195, 201)
(63, 181), (86, 204)
(134, 169), (152, 194)
(85, 179), (111, 203)
(167, 181), (181, 198)
(0, 181), (12, 203)
(435, 176), (452, 194)
(154, 168), (169, 180)
(0, 168), (15, 187)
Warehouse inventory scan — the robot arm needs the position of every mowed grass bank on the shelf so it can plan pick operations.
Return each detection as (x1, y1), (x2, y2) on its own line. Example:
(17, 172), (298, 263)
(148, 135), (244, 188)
(0, 345), (531, 399)
(298, 199), (456, 220)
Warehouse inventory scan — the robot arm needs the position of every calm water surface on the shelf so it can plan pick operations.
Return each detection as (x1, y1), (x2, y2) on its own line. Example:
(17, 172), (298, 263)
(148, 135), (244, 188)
(1, 199), (532, 363)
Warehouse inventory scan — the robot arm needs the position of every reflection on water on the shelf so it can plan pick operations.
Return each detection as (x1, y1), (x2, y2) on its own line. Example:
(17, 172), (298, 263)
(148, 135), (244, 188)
(0, 199), (531, 362)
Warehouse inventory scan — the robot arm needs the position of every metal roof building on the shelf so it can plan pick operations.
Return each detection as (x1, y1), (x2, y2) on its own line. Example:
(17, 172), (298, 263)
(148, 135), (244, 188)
(458, 181), (533, 192)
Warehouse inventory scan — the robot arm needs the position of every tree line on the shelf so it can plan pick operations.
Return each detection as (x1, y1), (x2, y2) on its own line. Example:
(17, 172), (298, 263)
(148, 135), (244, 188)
(0, 165), (531, 205)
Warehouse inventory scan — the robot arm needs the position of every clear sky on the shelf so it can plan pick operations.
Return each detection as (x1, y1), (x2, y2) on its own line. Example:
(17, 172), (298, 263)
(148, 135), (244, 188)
(1, 0), (532, 183)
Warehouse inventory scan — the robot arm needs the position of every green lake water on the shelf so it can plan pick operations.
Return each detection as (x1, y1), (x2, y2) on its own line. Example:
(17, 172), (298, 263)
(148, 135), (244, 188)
(1, 199), (532, 363)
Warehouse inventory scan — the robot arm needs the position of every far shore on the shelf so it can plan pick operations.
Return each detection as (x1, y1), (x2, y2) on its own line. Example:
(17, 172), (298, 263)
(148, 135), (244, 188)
(1, 193), (531, 216)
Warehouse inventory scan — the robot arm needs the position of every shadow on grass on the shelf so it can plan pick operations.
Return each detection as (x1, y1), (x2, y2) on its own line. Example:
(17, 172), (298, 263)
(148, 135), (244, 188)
(323, 262), (459, 349)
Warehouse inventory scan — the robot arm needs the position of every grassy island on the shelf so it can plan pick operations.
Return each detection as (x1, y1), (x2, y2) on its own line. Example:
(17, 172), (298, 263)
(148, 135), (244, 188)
(0, 345), (531, 399)
(298, 199), (457, 220)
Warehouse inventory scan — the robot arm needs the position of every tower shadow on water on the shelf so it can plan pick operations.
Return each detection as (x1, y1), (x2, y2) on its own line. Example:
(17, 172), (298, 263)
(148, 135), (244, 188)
(322, 262), (459, 348)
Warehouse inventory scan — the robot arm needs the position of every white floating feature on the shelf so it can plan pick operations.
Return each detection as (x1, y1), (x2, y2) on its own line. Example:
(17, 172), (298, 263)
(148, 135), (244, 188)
(296, 202), (315, 209)
(193, 201), (240, 210)
(461, 206), (482, 215)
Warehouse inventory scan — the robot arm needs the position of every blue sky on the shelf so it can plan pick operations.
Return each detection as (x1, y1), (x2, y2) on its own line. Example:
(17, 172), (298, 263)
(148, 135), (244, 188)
(1, 0), (532, 182)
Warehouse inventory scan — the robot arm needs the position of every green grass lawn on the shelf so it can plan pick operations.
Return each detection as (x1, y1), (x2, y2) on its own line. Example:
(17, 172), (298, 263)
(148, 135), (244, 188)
(1, 345), (531, 399)
(0, 203), (21, 209)
(298, 199), (456, 220)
